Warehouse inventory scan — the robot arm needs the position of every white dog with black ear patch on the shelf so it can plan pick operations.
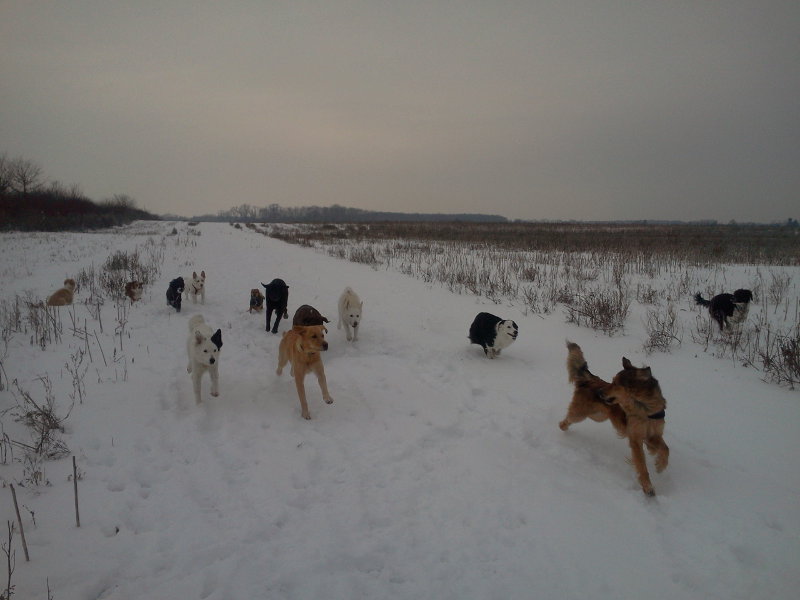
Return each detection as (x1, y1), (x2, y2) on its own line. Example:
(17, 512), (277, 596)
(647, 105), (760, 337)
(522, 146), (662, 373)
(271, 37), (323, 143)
(337, 287), (363, 341)
(186, 314), (222, 404)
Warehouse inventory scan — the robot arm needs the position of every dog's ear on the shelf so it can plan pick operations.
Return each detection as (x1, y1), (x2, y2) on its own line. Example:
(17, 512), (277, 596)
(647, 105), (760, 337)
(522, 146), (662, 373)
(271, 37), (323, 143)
(201, 271), (206, 279)
(193, 271), (198, 278)
(622, 357), (633, 370)
(211, 329), (222, 349)
(195, 330), (205, 345)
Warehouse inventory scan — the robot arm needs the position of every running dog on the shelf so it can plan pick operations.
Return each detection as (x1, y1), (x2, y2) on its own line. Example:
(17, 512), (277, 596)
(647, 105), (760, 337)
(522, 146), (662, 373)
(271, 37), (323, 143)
(186, 314), (222, 404)
(262, 279), (289, 333)
(468, 312), (518, 358)
(249, 288), (265, 313)
(166, 277), (185, 312)
(125, 281), (143, 304)
(276, 325), (333, 420)
(337, 287), (363, 341)
(695, 288), (753, 331)
(293, 304), (330, 327)
(559, 341), (669, 496)
(184, 271), (206, 304)
(47, 278), (76, 306)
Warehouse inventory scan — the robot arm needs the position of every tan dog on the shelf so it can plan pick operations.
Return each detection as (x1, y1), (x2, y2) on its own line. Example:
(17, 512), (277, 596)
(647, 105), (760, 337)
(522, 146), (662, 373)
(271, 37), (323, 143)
(249, 288), (265, 313)
(125, 281), (143, 303)
(47, 278), (76, 306)
(559, 341), (669, 496)
(276, 325), (333, 420)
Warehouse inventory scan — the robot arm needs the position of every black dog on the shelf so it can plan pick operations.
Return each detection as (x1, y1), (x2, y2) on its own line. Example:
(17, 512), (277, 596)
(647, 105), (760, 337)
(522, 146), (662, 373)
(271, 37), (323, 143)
(695, 288), (753, 331)
(292, 304), (330, 327)
(166, 277), (185, 312)
(261, 279), (289, 333)
(468, 312), (519, 359)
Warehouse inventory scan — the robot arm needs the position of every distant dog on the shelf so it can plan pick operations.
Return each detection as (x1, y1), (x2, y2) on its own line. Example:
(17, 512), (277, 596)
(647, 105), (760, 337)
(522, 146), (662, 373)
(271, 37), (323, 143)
(468, 312), (518, 358)
(166, 277), (185, 312)
(337, 287), (363, 341)
(695, 288), (753, 331)
(249, 288), (265, 313)
(262, 279), (289, 333)
(293, 304), (330, 327)
(559, 341), (669, 496)
(276, 325), (333, 420)
(125, 281), (143, 304)
(47, 278), (77, 306)
(186, 315), (222, 404)
(184, 271), (206, 304)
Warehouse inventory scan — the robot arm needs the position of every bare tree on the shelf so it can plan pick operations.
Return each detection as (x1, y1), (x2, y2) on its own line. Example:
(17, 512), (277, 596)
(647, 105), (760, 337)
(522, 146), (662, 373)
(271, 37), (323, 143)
(8, 156), (43, 195)
(0, 154), (11, 194)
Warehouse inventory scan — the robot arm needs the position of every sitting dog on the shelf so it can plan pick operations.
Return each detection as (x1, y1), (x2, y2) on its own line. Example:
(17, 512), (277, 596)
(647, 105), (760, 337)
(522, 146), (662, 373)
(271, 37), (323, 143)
(276, 325), (333, 420)
(166, 277), (185, 312)
(337, 287), (363, 341)
(262, 279), (289, 333)
(695, 288), (753, 331)
(468, 312), (518, 358)
(249, 288), (265, 313)
(559, 341), (669, 496)
(184, 271), (206, 304)
(186, 314), (222, 404)
(293, 304), (330, 327)
(125, 281), (143, 304)
(47, 278), (77, 306)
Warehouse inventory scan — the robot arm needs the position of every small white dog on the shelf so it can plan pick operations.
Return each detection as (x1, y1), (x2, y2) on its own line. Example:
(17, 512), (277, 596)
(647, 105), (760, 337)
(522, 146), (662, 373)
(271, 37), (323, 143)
(186, 314), (222, 404)
(337, 287), (363, 341)
(184, 271), (206, 304)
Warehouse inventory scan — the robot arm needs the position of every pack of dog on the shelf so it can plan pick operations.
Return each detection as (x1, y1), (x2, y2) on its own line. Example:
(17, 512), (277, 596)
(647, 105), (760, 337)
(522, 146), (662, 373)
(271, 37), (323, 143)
(559, 341), (669, 496)
(262, 279), (289, 333)
(47, 278), (77, 306)
(695, 288), (753, 331)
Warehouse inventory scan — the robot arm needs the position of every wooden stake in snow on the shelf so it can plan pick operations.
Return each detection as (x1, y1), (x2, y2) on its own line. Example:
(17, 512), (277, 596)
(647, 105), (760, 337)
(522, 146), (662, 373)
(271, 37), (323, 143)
(73, 456), (81, 528)
(9, 484), (29, 562)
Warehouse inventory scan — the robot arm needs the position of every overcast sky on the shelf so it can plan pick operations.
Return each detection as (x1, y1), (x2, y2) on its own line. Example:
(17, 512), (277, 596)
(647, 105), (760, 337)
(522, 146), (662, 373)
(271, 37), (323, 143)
(2, 1), (798, 221)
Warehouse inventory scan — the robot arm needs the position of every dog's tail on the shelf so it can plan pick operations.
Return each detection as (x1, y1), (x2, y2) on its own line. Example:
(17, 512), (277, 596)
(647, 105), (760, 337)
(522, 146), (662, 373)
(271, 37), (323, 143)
(694, 293), (710, 307)
(188, 314), (205, 331)
(566, 340), (593, 384)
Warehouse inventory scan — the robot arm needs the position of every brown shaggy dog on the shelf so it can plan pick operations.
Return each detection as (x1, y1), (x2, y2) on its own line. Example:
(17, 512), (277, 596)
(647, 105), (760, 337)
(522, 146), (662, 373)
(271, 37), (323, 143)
(47, 278), (77, 306)
(559, 341), (669, 496)
(249, 288), (265, 313)
(276, 325), (333, 420)
(125, 281), (143, 303)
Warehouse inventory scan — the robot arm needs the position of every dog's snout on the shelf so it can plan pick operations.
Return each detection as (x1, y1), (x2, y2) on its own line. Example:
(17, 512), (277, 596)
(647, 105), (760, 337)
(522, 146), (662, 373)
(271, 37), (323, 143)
(322, 341), (329, 351)
(209, 357), (215, 365)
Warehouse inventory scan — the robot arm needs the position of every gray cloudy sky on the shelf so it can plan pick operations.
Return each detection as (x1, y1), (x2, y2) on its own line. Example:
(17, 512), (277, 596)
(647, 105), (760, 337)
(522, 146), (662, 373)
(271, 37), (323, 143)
(2, 1), (798, 221)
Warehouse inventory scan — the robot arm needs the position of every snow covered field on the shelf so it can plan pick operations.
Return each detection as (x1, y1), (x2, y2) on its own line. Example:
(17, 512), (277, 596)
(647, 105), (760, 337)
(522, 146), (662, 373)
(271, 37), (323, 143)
(1, 221), (798, 600)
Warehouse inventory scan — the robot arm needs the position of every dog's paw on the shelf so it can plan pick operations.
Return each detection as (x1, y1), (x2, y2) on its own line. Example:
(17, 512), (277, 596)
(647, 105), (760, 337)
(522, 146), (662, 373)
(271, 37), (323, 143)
(211, 391), (219, 397)
(346, 334), (352, 341)
(276, 368), (283, 376)
(324, 396), (333, 405)
(558, 420), (570, 431)
(302, 410), (311, 420)
(187, 366), (192, 373)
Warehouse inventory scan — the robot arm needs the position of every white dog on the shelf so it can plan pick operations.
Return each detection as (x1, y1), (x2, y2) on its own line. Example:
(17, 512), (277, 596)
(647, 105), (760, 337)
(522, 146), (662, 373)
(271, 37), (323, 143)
(186, 314), (222, 404)
(337, 287), (363, 341)
(184, 271), (206, 304)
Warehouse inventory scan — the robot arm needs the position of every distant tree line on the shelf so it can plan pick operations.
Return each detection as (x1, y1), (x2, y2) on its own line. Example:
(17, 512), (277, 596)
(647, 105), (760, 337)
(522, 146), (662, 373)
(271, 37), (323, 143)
(202, 203), (508, 223)
(0, 153), (157, 231)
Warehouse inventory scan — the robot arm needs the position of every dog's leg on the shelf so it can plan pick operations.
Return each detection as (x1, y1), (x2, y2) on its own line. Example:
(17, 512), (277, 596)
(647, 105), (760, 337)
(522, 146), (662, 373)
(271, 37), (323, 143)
(352, 324), (358, 342)
(200, 289), (205, 305)
(628, 437), (655, 496)
(276, 346), (287, 376)
(646, 435), (669, 473)
(272, 312), (282, 334)
(209, 364), (219, 397)
(192, 370), (203, 404)
(312, 362), (333, 405)
(293, 372), (311, 420)
(344, 322), (352, 341)
(266, 307), (273, 332)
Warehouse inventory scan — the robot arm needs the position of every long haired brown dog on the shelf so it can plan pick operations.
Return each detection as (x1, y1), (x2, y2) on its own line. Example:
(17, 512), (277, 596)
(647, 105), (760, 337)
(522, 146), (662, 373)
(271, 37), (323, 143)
(47, 278), (76, 306)
(559, 341), (669, 496)
(276, 325), (333, 420)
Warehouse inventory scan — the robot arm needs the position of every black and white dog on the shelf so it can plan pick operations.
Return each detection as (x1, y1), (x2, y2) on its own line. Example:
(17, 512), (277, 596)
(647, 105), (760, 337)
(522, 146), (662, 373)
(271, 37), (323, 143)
(695, 288), (753, 331)
(468, 312), (518, 359)
(166, 277), (185, 312)
(261, 279), (289, 334)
